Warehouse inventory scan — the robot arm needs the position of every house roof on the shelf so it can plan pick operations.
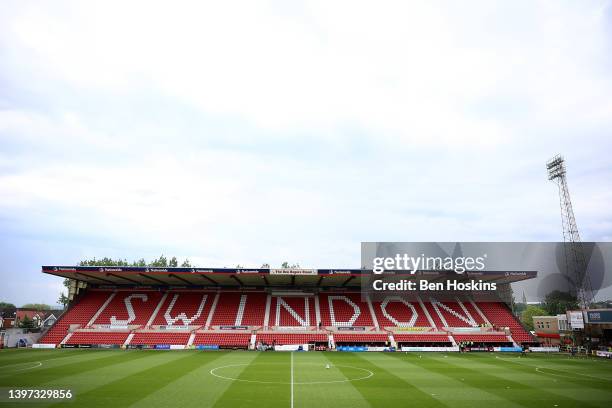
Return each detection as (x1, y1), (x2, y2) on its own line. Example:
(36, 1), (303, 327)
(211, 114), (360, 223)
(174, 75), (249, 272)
(16, 310), (44, 320)
(15, 309), (64, 321)
(0, 310), (16, 318)
(42, 310), (63, 322)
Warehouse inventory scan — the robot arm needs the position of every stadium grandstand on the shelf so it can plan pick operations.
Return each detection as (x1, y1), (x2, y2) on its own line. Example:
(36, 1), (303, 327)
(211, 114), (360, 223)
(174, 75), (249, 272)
(37, 266), (537, 350)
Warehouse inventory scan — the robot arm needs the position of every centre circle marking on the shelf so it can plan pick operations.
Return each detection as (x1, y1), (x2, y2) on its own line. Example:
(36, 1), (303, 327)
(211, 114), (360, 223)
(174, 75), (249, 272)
(209, 362), (374, 384)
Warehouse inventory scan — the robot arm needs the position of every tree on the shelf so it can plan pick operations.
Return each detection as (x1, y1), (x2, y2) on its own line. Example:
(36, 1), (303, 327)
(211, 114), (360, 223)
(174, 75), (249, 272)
(261, 263), (270, 268)
(58, 293), (69, 309)
(132, 258), (146, 266)
(21, 303), (51, 310)
(512, 292), (527, 315)
(18, 315), (35, 329)
(521, 305), (547, 331)
(79, 257), (129, 266)
(281, 262), (300, 268)
(591, 300), (612, 309)
(56, 278), (74, 310)
(78, 255), (191, 268)
(512, 291), (528, 314)
(513, 302), (527, 315)
(543, 290), (579, 315)
(150, 255), (168, 267)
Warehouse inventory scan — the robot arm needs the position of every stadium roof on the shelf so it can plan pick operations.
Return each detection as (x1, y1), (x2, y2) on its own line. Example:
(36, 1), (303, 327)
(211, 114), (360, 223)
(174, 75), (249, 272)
(42, 266), (536, 288)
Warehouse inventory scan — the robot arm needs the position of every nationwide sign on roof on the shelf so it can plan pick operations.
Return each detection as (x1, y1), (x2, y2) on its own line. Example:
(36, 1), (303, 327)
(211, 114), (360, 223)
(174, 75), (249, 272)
(41, 265), (536, 288)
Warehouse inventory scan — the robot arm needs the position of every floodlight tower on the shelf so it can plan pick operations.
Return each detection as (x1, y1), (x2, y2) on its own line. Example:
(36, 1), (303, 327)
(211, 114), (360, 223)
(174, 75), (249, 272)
(546, 155), (593, 309)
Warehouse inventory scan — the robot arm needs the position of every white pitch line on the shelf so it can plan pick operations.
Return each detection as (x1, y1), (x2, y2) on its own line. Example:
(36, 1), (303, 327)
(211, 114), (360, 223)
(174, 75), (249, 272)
(0, 361), (42, 378)
(495, 356), (612, 382)
(290, 352), (294, 408)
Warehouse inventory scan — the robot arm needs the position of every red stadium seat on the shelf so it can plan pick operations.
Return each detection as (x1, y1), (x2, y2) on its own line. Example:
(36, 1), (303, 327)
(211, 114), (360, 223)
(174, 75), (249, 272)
(393, 334), (450, 343)
(130, 332), (191, 346)
(151, 291), (214, 326)
(371, 297), (432, 328)
(193, 332), (251, 347)
(94, 290), (163, 327)
(476, 302), (534, 343)
(38, 291), (113, 344)
(210, 293), (267, 326)
(66, 331), (129, 345)
(453, 334), (510, 343)
(333, 333), (390, 343)
(271, 296), (317, 327)
(38, 288), (534, 347)
(257, 333), (327, 344)
(319, 293), (374, 327)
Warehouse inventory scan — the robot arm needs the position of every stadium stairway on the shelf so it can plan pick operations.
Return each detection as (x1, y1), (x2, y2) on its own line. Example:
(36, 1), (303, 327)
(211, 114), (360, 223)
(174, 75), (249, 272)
(38, 290), (114, 344)
(319, 293), (374, 327)
(476, 301), (535, 343)
(270, 296), (317, 327)
(371, 296), (432, 328)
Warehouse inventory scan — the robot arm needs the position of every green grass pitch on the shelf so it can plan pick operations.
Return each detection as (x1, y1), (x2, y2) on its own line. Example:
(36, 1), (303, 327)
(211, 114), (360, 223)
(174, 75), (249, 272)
(1, 349), (611, 407)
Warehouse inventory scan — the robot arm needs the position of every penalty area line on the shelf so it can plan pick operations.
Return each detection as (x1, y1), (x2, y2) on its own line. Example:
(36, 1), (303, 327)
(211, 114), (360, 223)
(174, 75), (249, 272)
(0, 361), (42, 376)
(495, 355), (612, 382)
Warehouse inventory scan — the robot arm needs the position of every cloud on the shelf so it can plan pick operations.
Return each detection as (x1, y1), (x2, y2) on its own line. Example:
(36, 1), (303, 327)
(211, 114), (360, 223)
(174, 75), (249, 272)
(0, 0), (611, 305)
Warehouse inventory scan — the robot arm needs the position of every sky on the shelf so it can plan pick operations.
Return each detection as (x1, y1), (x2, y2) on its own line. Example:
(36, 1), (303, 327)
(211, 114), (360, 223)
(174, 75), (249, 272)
(0, 0), (611, 307)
